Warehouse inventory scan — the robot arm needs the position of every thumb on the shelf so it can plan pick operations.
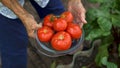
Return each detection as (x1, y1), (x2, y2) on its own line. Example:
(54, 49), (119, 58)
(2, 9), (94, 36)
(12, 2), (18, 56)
(32, 23), (42, 30)
(36, 23), (42, 29)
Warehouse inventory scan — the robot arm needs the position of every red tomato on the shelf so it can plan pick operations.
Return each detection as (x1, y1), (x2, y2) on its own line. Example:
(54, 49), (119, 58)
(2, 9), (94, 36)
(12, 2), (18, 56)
(43, 14), (57, 28)
(53, 18), (67, 31)
(60, 11), (73, 23)
(51, 31), (72, 51)
(37, 26), (54, 42)
(66, 23), (82, 39)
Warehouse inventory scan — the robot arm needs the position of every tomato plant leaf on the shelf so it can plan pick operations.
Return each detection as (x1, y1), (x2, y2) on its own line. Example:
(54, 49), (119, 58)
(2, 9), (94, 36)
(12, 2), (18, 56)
(95, 44), (109, 66)
(101, 34), (114, 45)
(88, 0), (108, 3)
(97, 17), (112, 31)
(118, 44), (120, 57)
(111, 15), (120, 27)
(107, 62), (118, 68)
(85, 29), (102, 40)
(101, 57), (118, 68)
(86, 0), (120, 68)
(115, 0), (120, 11)
(85, 28), (111, 41)
(96, 9), (110, 18)
(50, 61), (56, 68)
(102, 31), (110, 36)
(86, 8), (97, 22)
(82, 66), (87, 68)
(101, 57), (108, 66)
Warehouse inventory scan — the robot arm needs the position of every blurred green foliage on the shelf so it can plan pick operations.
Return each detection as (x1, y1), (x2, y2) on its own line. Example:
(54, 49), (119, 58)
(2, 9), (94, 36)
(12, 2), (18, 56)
(84, 0), (120, 67)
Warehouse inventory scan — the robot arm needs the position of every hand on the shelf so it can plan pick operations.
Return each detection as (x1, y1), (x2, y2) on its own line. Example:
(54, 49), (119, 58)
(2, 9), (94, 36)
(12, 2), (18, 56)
(23, 15), (42, 38)
(68, 0), (87, 28)
(1, 0), (42, 38)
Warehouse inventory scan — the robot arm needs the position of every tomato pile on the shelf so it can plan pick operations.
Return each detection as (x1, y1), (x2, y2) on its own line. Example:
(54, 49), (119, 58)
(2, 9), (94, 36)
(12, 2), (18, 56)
(37, 11), (82, 51)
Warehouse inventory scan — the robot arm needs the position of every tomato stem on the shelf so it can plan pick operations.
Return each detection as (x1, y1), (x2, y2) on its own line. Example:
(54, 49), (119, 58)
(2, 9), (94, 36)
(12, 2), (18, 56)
(43, 29), (47, 33)
(59, 35), (64, 40)
(61, 15), (65, 18)
(50, 15), (55, 22)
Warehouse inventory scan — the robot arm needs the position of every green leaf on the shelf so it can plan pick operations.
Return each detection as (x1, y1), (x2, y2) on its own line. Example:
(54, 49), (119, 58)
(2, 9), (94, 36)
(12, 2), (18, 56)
(82, 66), (87, 68)
(85, 28), (111, 40)
(86, 8), (97, 22)
(116, 0), (120, 11)
(118, 44), (120, 57)
(111, 15), (120, 27)
(88, 0), (108, 3)
(107, 62), (118, 68)
(96, 9), (110, 18)
(100, 0), (115, 9)
(95, 44), (109, 66)
(97, 17), (112, 31)
(85, 29), (103, 40)
(95, 36), (112, 66)
(50, 61), (56, 68)
(102, 31), (111, 36)
(101, 57), (108, 66)
(84, 19), (99, 39)
(101, 34), (114, 45)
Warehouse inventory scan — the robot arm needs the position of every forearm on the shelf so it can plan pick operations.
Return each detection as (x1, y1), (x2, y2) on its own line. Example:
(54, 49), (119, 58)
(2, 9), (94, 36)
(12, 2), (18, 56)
(1, 0), (34, 26)
(1, 0), (39, 37)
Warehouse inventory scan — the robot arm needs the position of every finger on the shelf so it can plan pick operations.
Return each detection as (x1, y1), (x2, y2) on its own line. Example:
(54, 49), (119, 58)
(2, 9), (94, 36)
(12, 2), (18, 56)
(80, 13), (87, 24)
(79, 23), (83, 28)
(71, 6), (87, 24)
(28, 30), (36, 38)
(68, 2), (72, 11)
(76, 18), (82, 24)
(76, 12), (87, 24)
(32, 32), (36, 38)
(32, 23), (42, 30)
(36, 23), (42, 29)
(74, 9), (87, 24)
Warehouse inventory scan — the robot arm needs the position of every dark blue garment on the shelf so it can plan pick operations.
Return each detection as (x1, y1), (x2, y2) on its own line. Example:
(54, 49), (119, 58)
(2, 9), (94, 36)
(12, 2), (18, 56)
(0, 14), (28, 68)
(0, 0), (65, 68)
(30, 0), (65, 19)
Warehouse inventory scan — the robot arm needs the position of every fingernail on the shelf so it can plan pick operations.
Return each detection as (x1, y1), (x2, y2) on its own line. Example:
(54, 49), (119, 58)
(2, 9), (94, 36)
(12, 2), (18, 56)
(84, 20), (87, 24)
(82, 17), (87, 24)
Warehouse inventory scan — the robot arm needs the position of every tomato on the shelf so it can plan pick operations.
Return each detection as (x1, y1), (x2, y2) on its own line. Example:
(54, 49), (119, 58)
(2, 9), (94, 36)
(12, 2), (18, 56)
(53, 18), (67, 31)
(66, 23), (82, 39)
(43, 14), (57, 28)
(51, 31), (72, 51)
(60, 11), (73, 23)
(37, 26), (54, 42)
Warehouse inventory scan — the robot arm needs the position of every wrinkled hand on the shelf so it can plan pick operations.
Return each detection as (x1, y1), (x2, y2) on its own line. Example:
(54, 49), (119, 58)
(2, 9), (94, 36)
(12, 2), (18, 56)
(68, 0), (87, 28)
(23, 15), (42, 38)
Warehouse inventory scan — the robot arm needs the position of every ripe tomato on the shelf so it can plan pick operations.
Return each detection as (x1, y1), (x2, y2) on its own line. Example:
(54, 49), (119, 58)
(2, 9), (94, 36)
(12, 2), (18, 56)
(51, 31), (72, 51)
(66, 23), (82, 39)
(60, 11), (73, 23)
(53, 18), (67, 31)
(37, 26), (54, 42)
(43, 14), (57, 28)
